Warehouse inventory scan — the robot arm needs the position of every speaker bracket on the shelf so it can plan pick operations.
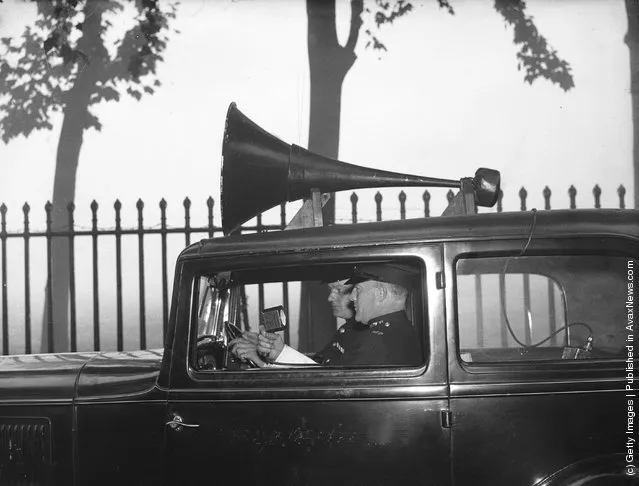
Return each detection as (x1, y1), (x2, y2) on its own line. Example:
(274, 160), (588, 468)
(441, 178), (477, 217)
(285, 189), (330, 230)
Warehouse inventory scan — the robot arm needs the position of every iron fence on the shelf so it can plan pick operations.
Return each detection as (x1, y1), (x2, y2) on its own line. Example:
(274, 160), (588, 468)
(0, 184), (629, 355)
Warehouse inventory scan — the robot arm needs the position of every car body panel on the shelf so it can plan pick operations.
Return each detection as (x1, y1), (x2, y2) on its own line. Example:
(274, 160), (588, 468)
(0, 209), (637, 485)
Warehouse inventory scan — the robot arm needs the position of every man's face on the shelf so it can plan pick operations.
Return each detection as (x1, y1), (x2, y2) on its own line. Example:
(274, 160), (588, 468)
(327, 280), (354, 319)
(349, 280), (378, 324)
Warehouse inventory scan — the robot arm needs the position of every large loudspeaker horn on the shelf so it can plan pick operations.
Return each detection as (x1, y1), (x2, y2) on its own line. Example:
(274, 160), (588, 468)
(221, 103), (500, 234)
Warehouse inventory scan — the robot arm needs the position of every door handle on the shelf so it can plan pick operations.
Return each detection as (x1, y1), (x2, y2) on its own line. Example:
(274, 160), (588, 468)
(166, 413), (200, 430)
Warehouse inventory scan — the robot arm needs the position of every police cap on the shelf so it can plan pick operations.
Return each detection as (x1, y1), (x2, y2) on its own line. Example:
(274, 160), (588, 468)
(346, 263), (419, 289)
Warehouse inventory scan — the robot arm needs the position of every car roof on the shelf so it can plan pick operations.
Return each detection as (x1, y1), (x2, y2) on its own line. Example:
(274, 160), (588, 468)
(178, 209), (639, 260)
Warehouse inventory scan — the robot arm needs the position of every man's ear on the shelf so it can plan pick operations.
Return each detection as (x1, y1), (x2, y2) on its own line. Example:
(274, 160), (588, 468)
(375, 283), (388, 301)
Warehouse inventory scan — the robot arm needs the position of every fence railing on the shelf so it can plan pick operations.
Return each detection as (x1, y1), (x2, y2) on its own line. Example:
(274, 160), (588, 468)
(0, 184), (630, 355)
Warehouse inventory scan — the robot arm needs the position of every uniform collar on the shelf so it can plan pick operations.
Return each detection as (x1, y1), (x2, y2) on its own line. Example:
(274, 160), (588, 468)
(366, 310), (408, 327)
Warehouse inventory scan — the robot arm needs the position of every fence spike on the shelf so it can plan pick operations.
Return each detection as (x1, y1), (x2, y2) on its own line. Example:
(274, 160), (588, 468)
(44, 202), (52, 231)
(422, 190), (430, 218)
(592, 184), (601, 209)
(136, 198), (144, 210)
(183, 197), (192, 244)
(0, 204), (6, 235)
(350, 192), (358, 224)
(519, 187), (527, 211)
(399, 191), (406, 220)
(375, 192), (383, 222)
(568, 185), (577, 209)
(543, 186), (551, 210)
(207, 197), (215, 237)
(446, 190), (455, 205)
(618, 185), (626, 209)
(22, 203), (30, 228)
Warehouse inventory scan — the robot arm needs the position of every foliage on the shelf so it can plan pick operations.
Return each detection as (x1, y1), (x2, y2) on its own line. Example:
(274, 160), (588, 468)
(362, 0), (573, 91)
(0, 0), (178, 143)
(494, 0), (574, 91)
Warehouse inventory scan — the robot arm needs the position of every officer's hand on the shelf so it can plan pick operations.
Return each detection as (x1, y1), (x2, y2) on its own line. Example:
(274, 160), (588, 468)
(230, 330), (258, 347)
(229, 336), (267, 367)
(257, 325), (284, 361)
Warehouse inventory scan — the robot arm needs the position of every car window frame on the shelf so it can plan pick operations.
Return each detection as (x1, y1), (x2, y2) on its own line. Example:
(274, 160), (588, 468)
(167, 243), (446, 391)
(445, 235), (638, 384)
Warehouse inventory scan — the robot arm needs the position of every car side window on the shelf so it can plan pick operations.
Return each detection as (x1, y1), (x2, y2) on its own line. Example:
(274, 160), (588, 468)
(192, 260), (427, 371)
(455, 254), (636, 363)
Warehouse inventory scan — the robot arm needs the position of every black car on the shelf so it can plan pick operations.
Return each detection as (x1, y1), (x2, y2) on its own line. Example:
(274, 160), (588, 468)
(1, 105), (636, 485)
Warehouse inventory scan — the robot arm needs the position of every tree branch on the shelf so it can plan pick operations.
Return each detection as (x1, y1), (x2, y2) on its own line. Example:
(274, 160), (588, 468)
(345, 0), (364, 52)
(494, 0), (574, 91)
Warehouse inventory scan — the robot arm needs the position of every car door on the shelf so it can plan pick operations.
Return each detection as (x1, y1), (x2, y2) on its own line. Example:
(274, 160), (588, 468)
(162, 244), (451, 485)
(445, 236), (638, 485)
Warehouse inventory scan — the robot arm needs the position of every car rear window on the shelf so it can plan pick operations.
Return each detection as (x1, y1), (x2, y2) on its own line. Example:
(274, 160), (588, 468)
(455, 254), (636, 363)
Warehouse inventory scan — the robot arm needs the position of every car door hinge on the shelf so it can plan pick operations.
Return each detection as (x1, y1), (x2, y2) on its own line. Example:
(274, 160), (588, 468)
(440, 410), (452, 429)
(436, 271), (445, 289)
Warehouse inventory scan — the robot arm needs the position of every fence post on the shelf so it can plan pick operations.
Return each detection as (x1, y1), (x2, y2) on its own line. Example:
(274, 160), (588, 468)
(68, 202), (77, 352)
(91, 200), (100, 351)
(618, 185), (626, 209)
(568, 185), (577, 209)
(399, 191), (406, 220)
(23, 203), (31, 354)
(136, 199), (146, 350)
(1, 203), (7, 355)
(519, 187), (527, 211)
(45, 201), (53, 353)
(350, 192), (358, 224)
(207, 197), (215, 238)
(280, 202), (287, 228)
(114, 200), (123, 351)
(183, 197), (191, 246)
(446, 190), (454, 208)
(423, 190), (430, 218)
(592, 184), (601, 209)
(375, 192), (382, 222)
(543, 186), (551, 210)
(159, 198), (168, 341)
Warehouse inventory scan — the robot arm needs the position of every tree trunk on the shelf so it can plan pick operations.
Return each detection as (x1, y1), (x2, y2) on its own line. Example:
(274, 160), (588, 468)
(626, 0), (639, 209)
(299, 0), (362, 352)
(41, 1), (106, 352)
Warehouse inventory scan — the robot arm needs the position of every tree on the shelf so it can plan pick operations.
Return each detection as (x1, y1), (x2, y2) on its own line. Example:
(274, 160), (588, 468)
(0, 0), (177, 352)
(625, 0), (639, 209)
(299, 0), (575, 351)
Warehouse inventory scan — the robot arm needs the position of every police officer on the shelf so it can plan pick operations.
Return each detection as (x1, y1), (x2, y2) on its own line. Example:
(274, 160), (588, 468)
(230, 278), (356, 366)
(254, 263), (422, 367)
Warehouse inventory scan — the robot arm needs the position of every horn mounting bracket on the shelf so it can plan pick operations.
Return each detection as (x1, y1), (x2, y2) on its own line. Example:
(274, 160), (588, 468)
(285, 189), (330, 230)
